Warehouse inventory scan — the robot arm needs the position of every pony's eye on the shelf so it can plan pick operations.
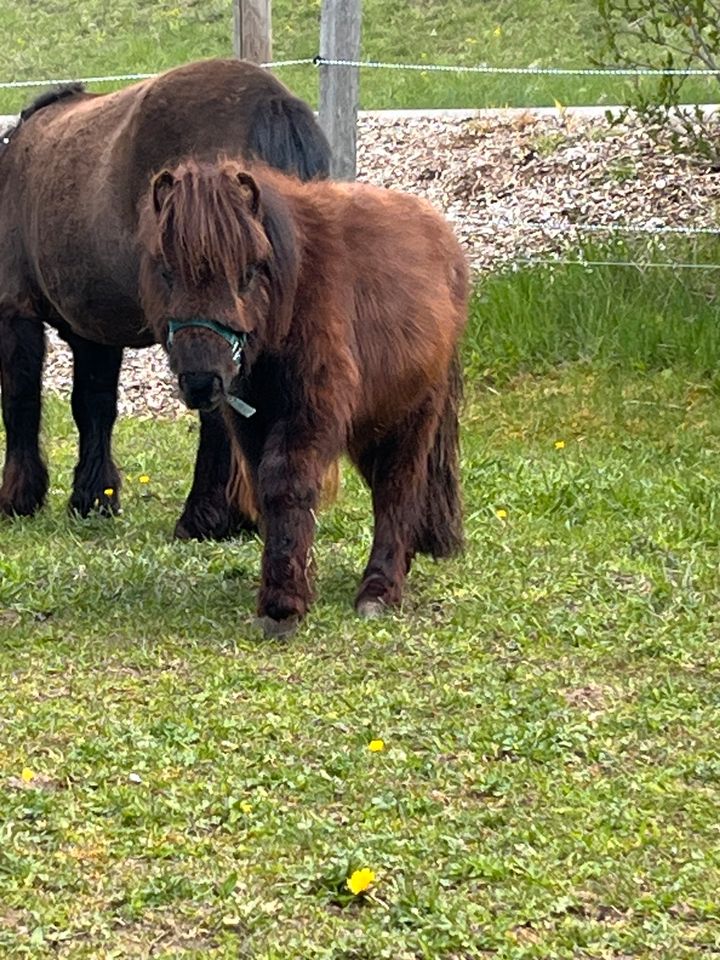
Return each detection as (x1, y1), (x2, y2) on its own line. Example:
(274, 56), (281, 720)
(239, 264), (257, 293)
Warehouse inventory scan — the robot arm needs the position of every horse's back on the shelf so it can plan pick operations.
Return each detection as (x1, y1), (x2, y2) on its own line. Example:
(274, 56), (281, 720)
(342, 182), (468, 346)
(123, 59), (329, 194)
(318, 179), (469, 426)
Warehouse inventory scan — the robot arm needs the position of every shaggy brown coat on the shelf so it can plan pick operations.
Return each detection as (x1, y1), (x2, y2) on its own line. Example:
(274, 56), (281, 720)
(139, 159), (469, 633)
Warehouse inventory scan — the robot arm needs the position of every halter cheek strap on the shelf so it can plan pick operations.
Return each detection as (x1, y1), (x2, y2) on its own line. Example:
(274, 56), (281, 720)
(166, 317), (256, 418)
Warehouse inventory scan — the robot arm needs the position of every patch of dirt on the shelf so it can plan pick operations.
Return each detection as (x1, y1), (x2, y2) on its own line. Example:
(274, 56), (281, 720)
(6, 771), (59, 791)
(562, 683), (610, 711)
(40, 112), (718, 419)
(109, 914), (222, 957)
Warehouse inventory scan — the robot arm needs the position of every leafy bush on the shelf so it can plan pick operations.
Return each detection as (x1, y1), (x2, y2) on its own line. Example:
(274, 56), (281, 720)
(598, 0), (720, 166)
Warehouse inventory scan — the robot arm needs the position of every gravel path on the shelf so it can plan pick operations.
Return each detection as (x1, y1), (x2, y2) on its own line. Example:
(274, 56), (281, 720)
(41, 111), (718, 419)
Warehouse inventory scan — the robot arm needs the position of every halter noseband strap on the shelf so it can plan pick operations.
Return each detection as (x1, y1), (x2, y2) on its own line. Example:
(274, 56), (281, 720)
(167, 317), (247, 364)
(166, 317), (256, 418)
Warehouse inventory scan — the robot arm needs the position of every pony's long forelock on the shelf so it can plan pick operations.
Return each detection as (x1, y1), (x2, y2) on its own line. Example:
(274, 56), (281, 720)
(156, 160), (271, 289)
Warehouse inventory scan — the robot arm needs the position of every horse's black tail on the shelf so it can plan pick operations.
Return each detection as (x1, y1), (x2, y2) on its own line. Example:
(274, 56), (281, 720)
(414, 349), (464, 559)
(247, 94), (331, 182)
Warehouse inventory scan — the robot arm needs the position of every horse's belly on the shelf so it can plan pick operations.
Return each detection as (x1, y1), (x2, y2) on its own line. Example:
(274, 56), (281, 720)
(65, 308), (155, 348)
(41, 274), (155, 348)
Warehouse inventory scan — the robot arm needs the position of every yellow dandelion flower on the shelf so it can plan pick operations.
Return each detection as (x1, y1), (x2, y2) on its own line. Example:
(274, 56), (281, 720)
(21, 767), (35, 783)
(240, 801), (252, 814)
(347, 868), (376, 895)
(554, 440), (566, 450)
(493, 25), (502, 38)
(138, 475), (150, 484)
(368, 739), (385, 752)
(496, 508), (508, 520)
(103, 487), (115, 497)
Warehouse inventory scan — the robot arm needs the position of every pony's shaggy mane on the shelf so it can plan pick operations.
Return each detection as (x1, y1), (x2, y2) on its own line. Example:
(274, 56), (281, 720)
(20, 83), (86, 123)
(2, 83), (86, 151)
(155, 160), (271, 290)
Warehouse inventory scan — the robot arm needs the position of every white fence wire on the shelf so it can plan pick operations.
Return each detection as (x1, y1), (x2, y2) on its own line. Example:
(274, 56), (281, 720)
(514, 256), (720, 272)
(491, 218), (720, 273)
(1, 56), (719, 89)
(313, 57), (720, 77)
(0, 59), (316, 89)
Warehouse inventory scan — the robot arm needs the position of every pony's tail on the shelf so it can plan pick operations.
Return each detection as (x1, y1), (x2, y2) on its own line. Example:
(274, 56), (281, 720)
(226, 436), (341, 527)
(247, 95), (331, 182)
(414, 350), (464, 559)
(226, 439), (260, 526)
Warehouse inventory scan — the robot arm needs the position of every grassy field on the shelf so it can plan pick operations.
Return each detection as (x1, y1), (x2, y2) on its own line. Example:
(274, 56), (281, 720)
(2, 258), (720, 957)
(1, 0), (719, 116)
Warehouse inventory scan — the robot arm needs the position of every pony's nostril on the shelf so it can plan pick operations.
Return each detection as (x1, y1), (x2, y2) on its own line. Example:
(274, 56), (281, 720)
(179, 372), (222, 410)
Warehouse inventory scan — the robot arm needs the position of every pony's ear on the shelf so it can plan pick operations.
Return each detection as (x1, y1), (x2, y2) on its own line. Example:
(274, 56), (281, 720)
(152, 170), (175, 214)
(236, 172), (261, 215)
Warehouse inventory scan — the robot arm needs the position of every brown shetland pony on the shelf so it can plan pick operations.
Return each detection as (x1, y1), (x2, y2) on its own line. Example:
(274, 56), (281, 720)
(139, 159), (469, 635)
(0, 59), (332, 536)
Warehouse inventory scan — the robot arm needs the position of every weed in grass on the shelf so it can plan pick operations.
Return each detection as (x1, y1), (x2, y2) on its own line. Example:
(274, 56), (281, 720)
(530, 131), (567, 157)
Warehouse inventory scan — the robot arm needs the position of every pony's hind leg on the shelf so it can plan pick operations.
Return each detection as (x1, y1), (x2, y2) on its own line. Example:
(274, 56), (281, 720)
(352, 397), (440, 617)
(0, 316), (49, 517)
(64, 333), (123, 516)
(174, 409), (258, 540)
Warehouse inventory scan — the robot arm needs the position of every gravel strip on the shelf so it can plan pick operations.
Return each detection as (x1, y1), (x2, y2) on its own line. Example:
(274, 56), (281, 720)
(42, 112), (718, 419)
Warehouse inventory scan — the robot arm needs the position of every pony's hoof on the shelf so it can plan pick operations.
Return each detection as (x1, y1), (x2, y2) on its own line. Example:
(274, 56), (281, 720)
(255, 615), (301, 639)
(0, 465), (48, 518)
(174, 503), (258, 541)
(69, 491), (120, 519)
(0, 494), (44, 519)
(356, 597), (387, 620)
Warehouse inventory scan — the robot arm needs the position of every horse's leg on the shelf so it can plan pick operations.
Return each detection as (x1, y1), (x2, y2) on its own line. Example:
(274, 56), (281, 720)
(250, 422), (332, 636)
(0, 316), (49, 517)
(352, 396), (440, 617)
(174, 409), (258, 541)
(64, 333), (123, 516)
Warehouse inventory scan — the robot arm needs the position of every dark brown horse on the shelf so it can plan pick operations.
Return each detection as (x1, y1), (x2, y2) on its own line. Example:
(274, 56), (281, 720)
(138, 159), (468, 635)
(0, 59), (330, 537)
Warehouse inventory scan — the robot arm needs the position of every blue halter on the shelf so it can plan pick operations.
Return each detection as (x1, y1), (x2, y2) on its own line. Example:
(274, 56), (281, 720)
(166, 318), (256, 418)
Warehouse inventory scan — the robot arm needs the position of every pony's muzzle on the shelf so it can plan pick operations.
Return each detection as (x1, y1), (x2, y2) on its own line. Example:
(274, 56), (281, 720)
(178, 372), (223, 411)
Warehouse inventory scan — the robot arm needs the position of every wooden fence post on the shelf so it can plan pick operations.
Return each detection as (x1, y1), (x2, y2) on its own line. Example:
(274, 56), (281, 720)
(233, 0), (272, 64)
(319, 0), (363, 180)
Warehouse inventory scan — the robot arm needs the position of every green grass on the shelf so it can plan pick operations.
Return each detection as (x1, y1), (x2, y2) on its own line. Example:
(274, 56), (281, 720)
(1, 0), (718, 115)
(2, 260), (720, 956)
(467, 238), (720, 384)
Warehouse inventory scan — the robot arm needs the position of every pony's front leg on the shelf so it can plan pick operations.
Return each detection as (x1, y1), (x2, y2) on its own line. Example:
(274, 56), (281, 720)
(175, 409), (258, 541)
(255, 428), (327, 637)
(0, 316), (48, 517)
(64, 333), (123, 517)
